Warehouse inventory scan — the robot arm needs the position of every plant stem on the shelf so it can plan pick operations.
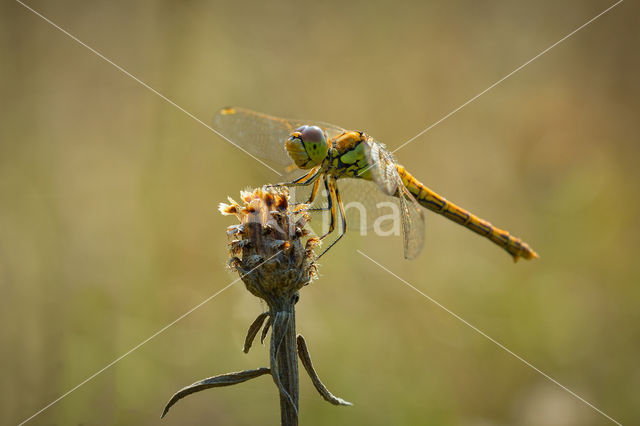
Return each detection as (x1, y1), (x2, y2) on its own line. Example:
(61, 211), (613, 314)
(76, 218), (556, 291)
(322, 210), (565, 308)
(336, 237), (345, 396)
(271, 303), (299, 426)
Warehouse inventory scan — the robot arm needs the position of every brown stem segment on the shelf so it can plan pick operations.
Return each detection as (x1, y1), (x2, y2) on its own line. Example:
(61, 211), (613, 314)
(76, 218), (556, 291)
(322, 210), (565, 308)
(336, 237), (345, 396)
(270, 305), (299, 426)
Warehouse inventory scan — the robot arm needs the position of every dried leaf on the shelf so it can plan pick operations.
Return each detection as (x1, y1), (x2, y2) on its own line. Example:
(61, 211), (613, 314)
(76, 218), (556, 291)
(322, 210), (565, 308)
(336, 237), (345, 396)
(297, 334), (352, 406)
(243, 312), (269, 353)
(161, 367), (271, 418)
(260, 316), (272, 344)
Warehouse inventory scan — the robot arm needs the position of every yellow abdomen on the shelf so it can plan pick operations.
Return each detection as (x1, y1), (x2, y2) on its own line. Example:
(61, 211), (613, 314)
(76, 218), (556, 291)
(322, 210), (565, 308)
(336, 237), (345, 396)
(396, 165), (538, 261)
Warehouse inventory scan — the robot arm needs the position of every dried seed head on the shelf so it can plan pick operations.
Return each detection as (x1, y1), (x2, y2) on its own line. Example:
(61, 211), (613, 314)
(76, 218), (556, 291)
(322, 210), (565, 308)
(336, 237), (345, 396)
(220, 187), (319, 308)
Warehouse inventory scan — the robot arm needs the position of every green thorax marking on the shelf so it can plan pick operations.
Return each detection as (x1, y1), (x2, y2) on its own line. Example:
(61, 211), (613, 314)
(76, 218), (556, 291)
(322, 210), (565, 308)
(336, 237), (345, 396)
(323, 132), (374, 180)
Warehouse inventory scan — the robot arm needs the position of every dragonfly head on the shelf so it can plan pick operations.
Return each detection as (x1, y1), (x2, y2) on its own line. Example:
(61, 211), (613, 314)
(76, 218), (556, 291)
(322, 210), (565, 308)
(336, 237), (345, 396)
(286, 125), (329, 169)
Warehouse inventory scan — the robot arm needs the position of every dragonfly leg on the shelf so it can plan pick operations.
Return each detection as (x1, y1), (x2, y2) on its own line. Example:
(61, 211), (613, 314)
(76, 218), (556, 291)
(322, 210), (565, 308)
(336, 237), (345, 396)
(269, 167), (323, 210)
(318, 176), (336, 240)
(306, 177), (321, 204)
(302, 207), (330, 212)
(268, 166), (321, 189)
(295, 178), (333, 212)
(317, 178), (347, 259)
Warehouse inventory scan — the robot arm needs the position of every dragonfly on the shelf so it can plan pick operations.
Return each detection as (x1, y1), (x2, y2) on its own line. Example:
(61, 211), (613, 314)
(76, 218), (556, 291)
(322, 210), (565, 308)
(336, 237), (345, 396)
(213, 106), (538, 262)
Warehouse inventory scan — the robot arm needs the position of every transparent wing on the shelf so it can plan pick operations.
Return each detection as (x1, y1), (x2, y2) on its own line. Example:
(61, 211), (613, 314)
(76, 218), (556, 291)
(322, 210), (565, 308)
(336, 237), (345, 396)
(363, 139), (425, 259)
(298, 176), (425, 259)
(394, 178), (426, 259)
(296, 178), (390, 232)
(334, 178), (401, 231)
(212, 106), (347, 172)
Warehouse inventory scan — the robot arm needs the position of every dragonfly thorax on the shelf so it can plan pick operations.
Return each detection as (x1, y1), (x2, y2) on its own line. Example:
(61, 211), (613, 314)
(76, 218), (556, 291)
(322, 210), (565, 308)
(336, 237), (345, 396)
(285, 125), (329, 169)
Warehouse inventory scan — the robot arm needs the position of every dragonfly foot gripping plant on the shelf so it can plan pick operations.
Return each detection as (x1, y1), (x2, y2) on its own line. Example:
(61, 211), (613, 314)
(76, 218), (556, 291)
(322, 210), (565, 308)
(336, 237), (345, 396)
(161, 187), (351, 425)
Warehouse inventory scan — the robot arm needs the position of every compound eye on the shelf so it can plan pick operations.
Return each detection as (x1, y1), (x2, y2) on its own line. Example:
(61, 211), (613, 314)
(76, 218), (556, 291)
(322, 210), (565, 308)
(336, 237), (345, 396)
(300, 126), (325, 144)
(295, 125), (307, 133)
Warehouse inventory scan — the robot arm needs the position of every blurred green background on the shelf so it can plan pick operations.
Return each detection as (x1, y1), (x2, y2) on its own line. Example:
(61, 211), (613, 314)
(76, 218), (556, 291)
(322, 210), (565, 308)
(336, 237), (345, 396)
(1, 0), (639, 425)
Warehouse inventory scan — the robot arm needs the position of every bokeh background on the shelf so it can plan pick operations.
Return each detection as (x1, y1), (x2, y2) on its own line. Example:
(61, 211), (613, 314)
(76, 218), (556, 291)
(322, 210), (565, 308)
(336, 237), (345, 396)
(1, 0), (639, 425)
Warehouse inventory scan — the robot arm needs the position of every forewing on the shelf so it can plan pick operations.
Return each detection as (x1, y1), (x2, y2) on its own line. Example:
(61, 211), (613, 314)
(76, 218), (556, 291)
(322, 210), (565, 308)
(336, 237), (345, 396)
(213, 107), (346, 172)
